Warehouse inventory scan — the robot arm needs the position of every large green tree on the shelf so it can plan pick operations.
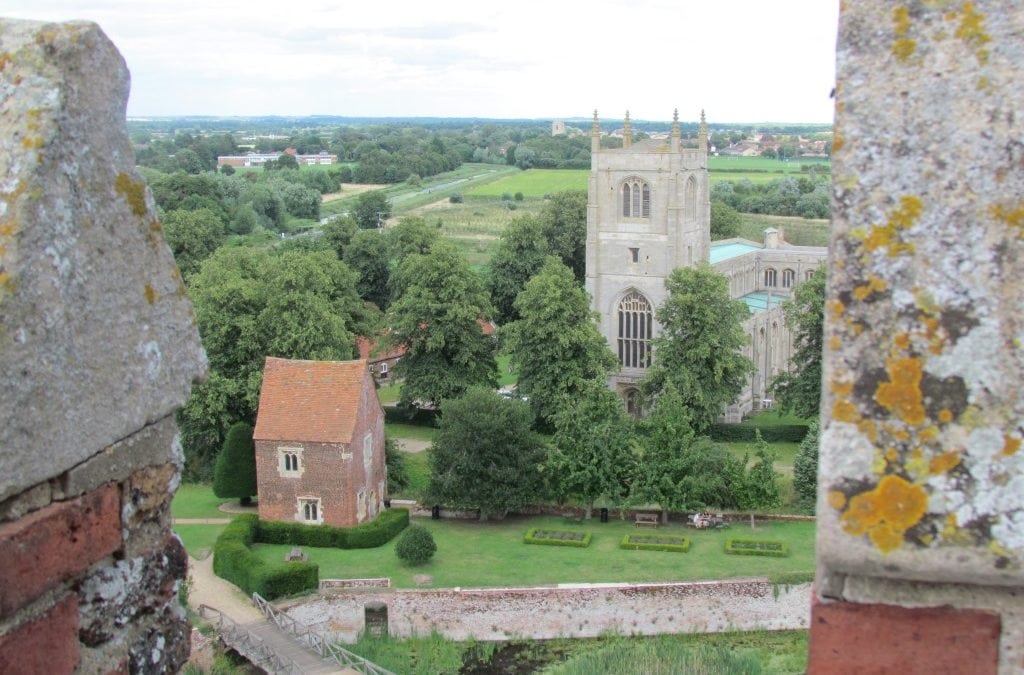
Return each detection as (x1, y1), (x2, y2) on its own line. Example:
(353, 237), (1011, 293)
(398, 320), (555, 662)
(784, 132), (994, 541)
(539, 191), (587, 282)
(352, 190), (392, 229)
(502, 257), (617, 427)
(213, 421), (257, 505)
(770, 266), (826, 418)
(792, 421), (820, 510)
(179, 247), (367, 479)
(631, 385), (741, 517)
(388, 216), (438, 265)
(343, 229), (391, 309)
(322, 215), (358, 258)
(710, 201), (741, 240)
(387, 243), (498, 409)
(547, 381), (633, 518)
(641, 265), (753, 432)
(488, 216), (548, 325)
(428, 387), (546, 520)
(161, 207), (226, 278)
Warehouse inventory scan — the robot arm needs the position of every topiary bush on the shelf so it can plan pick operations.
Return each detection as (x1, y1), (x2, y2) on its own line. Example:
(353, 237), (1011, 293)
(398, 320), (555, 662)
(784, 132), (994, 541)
(256, 508), (409, 549)
(212, 515), (318, 598)
(395, 524), (436, 566)
(213, 421), (257, 505)
(792, 421), (820, 510)
(708, 423), (809, 443)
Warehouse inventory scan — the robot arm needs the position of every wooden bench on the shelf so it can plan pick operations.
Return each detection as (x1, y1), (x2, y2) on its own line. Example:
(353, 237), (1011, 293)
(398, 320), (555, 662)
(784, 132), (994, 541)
(634, 513), (659, 527)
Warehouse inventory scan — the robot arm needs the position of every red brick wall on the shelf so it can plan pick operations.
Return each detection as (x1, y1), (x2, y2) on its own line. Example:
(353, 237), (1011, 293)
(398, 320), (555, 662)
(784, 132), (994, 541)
(256, 371), (386, 527)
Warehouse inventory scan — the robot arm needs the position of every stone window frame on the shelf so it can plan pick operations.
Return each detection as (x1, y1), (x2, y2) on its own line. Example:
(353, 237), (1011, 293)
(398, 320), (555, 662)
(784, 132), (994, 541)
(278, 446), (304, 478)
(684, 174), (697, 221)
(624, 388), (643, 418)
(764, 267), (778, 287)
(617, 290), (653, 370)
(629, 247), (640, 263)
(804, 269), (816, 281)
(298, 496), (322, 524)
(782, 268), (796, 288)
(620, 176), (651, 218)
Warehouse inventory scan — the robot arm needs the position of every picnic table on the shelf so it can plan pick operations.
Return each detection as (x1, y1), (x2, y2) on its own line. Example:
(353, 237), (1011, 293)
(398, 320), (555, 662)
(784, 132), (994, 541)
(634, 513), (659, 527)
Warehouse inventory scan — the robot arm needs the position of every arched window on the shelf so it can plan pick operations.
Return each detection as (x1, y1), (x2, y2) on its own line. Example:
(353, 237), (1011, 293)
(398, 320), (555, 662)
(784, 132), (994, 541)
(782, 269), (795, 288)
(805, 269), (816, 281)
(621, 177), (650, 218)
(685, 175), (697, 220)
(617, 291), (652, 369)
(625, 389), (643, 418)
(764, 268), (778, 287)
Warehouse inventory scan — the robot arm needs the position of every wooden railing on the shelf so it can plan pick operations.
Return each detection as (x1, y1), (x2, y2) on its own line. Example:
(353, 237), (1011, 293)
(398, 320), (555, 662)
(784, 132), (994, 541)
(197, 604), (304, 674)
(252, 593), (395, 675)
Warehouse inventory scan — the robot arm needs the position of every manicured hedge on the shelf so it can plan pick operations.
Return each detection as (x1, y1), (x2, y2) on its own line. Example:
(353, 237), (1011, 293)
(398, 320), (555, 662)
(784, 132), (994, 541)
(708, 424), (808, 443)
(256, 508), (409, 549)
(212, 515), (319, 599)
(524, 528), (592, 548)
(620, 534), (691, 553)
(213, 509), (410, 600)
(724, 538), (789, 558)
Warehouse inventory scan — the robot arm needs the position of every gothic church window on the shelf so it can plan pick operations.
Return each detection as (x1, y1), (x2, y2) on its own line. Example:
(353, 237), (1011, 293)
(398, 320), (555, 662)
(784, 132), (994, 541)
(299, 497), (321, 523)
(764, 268), (778, 287)
(617, 291), (652, 369)
(782, 269), (795, 288)
(625, 388), (642, 417)
(685, 175), (697, 220)
(621, 177), (650, 218)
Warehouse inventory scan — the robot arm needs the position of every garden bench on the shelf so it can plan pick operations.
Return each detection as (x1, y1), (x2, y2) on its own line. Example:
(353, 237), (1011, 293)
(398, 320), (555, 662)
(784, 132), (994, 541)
(634, 513), (659, 527)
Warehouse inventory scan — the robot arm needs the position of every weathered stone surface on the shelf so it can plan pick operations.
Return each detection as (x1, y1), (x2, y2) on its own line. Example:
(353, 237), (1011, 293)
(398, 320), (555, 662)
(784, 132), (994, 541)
(58, 416), (182, 501)
(820, 2), (1024, 585)
(0, 19), (207, 503)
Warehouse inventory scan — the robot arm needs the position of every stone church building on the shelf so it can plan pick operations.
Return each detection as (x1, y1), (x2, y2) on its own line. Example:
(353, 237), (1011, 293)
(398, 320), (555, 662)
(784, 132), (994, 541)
(586, 111), (827, 421)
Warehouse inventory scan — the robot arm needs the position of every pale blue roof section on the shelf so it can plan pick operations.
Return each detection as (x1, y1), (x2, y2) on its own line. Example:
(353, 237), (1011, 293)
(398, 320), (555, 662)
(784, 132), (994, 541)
(709, 241), (760, 264)
(742, 291), (785, 314)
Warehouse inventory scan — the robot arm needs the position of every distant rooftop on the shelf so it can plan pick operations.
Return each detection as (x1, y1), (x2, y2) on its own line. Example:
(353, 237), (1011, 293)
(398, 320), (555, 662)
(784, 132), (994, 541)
(742, 291), (785, 314)
(709, 241), (761, 264)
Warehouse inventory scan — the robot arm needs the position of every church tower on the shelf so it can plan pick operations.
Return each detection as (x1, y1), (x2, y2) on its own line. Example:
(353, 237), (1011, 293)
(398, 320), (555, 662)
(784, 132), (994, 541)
(585, 110), (712, 409)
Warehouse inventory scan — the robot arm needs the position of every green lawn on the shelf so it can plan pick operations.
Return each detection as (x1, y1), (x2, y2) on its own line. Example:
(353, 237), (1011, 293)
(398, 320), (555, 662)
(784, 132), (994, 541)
(739, 411), (815, 428)
(250, 515), (814, 589)
(736, 213), (830, 247)
(172, 483), (231, 519)
(468, 169), (589, 197)
(497, 354), (519, 387)
(392, 451), (431, 501)
(386, 423), (437, 443)
(174, 523), (227, 559)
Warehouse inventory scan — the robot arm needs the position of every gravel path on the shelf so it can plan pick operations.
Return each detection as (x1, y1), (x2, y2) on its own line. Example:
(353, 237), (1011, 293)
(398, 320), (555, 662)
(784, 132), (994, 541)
(394, 438), (431, 454)
(187, 554), (263, 623)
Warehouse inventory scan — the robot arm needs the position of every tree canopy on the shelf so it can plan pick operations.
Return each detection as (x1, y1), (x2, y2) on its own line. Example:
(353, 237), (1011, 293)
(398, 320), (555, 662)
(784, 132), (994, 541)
(539, 191), (588, 282)
(161, 207), (226, 278)
(770, 266), (826, 418)
(641, 265), (752, 432)
(488, 216), (549, 325)
(386, 243), (497, 409)
(428, 387), (546, 520)
(502, 257), (617, 427)
(352, 190), (392, 229)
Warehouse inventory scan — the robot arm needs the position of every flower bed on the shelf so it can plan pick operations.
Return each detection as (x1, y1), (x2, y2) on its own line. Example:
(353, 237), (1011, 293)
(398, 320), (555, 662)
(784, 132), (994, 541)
(524, 528), (592, 548)
(724, 538), (789, 557)
(620, 534), (691, 553)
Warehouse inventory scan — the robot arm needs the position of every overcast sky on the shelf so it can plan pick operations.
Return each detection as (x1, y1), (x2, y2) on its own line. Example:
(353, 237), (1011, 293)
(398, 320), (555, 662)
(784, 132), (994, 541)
(4, 1), (839, 123)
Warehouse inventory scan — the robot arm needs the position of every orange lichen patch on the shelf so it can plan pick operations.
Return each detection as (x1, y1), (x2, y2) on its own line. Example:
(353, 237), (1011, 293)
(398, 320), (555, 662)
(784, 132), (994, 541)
(894, 332), (911, 351)
(0, 53), (10, 71)
(941, 513), (959, 539)
(144, 283), (157, 305)
(865, 196), (922, 256)
(989, 202), (1024, 238)
(882, 422), (911, 442)
(876, 474), (928, 529)
(829, 335), (842, 351)
(853, 274), (887, 301)
(858, 419), (879, 443)
(938, 409), (954, 424)
(833, 399), (861, 424)
(831, 380), (853, 397)
(828, 491), (847, 511)
(920, 426), (940, 442)
(114, 172), (148, 218)
(841, 491), (883, 536)
(828, 299), (845, 321)
(869, 522), (905, 553)
(953, 2), (991, 65)
(929, 450), (962, 476)
(875, 357), (926, 426)
(20, 136), (44, 150)
(885, 447), (899, 463)
(892, 6), (916, 63)
(1003, 435), (1021, 457)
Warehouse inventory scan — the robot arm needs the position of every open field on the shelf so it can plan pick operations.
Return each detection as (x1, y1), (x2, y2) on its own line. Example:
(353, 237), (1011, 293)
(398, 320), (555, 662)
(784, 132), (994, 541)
(736, 213), (830, 247)
(411, 196), (543, 269)
(709, 156), (829, 173)
(322, 182), (389, 202)
(468, 169), (589, 197)
(250, 515), (815, 588)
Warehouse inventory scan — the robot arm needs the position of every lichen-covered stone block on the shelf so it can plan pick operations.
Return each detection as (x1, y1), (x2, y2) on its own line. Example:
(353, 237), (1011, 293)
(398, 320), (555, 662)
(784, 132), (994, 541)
(0, 19), (207, 502)
(820, 2), (1024, 586)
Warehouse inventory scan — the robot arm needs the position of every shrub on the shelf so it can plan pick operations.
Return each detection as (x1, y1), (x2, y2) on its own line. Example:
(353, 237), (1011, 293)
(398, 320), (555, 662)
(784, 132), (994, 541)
(792, 421), (820, 509)
(523, 528), (592, 548)
(449, 192), (463, 204)
(620, 534), (690, 553)
(724, 538), (789, 557)
(395, 525), (437, 566)
(255, 508), (409, 549)
(212, 515), (317, 598)
(514, 192), (524, 201)
(213, 422), (257, 505)
(708, 423), (808, 443)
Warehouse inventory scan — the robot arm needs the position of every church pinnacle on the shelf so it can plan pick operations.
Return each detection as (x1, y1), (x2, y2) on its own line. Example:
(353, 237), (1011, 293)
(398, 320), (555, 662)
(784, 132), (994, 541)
(591, 109), (600, 154)
(671, 108), (680, 152)
(623, 110), (632, 148)
(698, 109), (708, 152)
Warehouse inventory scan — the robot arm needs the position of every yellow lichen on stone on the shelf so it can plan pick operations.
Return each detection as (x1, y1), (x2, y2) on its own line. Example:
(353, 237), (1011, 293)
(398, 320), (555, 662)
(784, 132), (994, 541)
(929, 450), (962, 475)
(892, 5), (917, 63)
(114, 172), (148, 218)
(828, 491), (847, 511)
(853, 274), (887, 301)
(833, 399), (861, 424)
(885, 447), (899, 463)
(840, 474), (928, 553)
(144, 283), (157, 305)
(858, 419), (879, 443)
(894, 332), (911, 351)
(865, 196), (922, 256)
(829, 335), (842, 351)
(1003, 435), (1021, 456)
(989, 202), (1024, 238)
(828, 299), (845, 321)
(953, 2), (991, 65)
(875, 357), (927, 426)
(938, 408), (954, 424)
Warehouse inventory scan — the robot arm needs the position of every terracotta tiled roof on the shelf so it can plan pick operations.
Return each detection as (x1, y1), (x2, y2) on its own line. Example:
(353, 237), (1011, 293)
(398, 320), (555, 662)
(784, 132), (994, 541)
(356, 336), (407, 362)
(253, 357), (373, 444)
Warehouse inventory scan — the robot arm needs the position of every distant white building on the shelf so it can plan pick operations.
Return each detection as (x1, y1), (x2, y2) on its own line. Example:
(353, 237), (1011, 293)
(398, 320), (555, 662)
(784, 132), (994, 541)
(217, 149), (338, 168)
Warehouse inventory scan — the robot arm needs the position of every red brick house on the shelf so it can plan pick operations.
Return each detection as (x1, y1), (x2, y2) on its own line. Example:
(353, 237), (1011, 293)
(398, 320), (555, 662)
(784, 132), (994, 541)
(253, 357), (386, 528)
(356, 336), (406, 383)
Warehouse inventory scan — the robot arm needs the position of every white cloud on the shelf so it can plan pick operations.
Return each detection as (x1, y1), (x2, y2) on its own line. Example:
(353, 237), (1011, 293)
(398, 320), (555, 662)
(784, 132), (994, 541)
(1, 0), (839, 122)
